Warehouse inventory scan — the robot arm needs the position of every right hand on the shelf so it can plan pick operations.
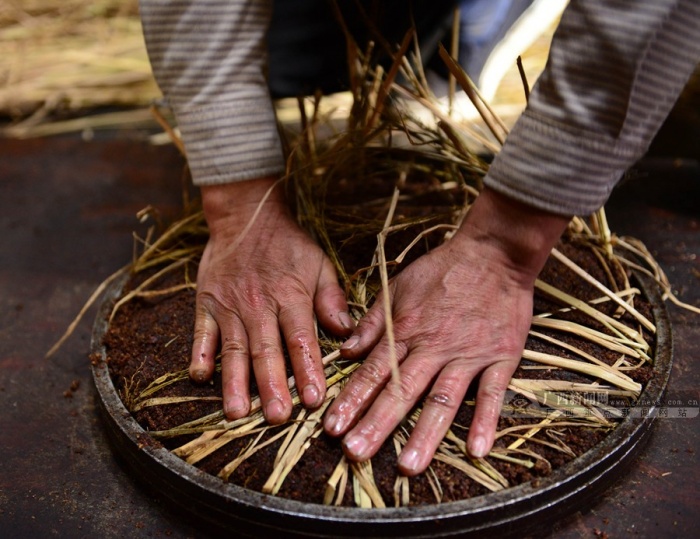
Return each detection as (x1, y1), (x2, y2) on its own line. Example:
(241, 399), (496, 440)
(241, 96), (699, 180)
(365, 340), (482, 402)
(191, 178), (353, 424)
(323, 188), (569, 475)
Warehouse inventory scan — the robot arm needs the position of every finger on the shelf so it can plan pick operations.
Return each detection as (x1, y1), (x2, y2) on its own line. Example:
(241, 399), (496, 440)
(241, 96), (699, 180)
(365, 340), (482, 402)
(466, 362), (514, 458)
(335, 349), (434, 463)
(397, 361), (473, 476)
(245, 308), (293, 425)
(190, 298), (220, 383)
(314, 256), (354, 336)
(323, 334), (403, 437)
(339, 289), (389, 359)
(219, 313), (251, 419)
(278, 299), (326, 409)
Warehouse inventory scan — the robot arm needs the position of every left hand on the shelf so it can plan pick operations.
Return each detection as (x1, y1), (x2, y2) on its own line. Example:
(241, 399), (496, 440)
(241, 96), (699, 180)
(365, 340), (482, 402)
(323, 188), (569, 476)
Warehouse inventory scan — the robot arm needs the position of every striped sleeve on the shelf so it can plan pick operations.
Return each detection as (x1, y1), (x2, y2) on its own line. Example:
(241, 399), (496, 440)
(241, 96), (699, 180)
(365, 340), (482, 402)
(139, 0), (285, 185)
(484, 0), (700, 216)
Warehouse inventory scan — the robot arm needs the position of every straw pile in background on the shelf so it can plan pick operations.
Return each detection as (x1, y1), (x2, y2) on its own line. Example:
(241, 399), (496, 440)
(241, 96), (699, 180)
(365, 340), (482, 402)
(0, 0), (160, 137)
(0, 0), (561, 139)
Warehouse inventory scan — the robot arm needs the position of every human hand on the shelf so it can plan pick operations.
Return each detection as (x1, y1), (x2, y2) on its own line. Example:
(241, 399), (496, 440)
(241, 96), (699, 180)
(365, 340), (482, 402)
(191, 178), (353, 424)
(323, 188), (570, 475)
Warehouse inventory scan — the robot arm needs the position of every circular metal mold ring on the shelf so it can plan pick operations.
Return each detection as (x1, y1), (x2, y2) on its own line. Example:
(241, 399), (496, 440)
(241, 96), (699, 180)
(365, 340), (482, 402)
(91, 271), (672, 538)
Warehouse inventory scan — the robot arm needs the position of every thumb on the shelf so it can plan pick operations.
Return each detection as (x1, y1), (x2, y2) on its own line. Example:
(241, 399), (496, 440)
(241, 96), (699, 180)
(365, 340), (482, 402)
(314, 255), (354, 337)
(340, 287), (390, 359)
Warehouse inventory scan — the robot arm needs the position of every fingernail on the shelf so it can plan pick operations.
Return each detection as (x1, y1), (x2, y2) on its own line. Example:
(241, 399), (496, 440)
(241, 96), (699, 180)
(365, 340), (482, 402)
(341, 335), (360, 351)
(192, 369), (208, 383)
(325, 412), (344, 436)
(469, 435), (487, 458)
(224, 395), (246, 417)
(343, 435), (369, 460)
(265, 398), (285, 421)
(302, 384), (320, 407)
(399, 448), (420, 473)
(338, 311), (355, 330)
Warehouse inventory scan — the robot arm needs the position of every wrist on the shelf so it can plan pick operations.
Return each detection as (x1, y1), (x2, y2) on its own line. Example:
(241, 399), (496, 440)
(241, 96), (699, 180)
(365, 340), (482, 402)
(454, 188), (570, 280)
(201, 177), (287, 233)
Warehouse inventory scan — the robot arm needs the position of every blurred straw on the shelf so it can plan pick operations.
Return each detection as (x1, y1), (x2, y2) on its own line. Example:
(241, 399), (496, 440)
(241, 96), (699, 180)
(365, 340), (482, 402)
(0, 0), (160, 134)
(0, 0), (561, 138)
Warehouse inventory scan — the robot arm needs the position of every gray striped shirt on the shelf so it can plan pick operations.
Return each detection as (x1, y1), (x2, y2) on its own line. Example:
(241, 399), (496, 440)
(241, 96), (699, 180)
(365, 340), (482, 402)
(140, 0), (700, 216)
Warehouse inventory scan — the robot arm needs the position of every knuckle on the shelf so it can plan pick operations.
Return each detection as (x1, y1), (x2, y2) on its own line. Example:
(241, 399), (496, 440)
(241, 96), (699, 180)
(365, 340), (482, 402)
(351, 361), (390, 388)
(477, 384), (508, 407)
(491, 332), (526, 358)
(196, 289), (222, 315)
(196, 288), (245, 323)
(286, 330), (311, 353)
(192, 324), (213, 343)
(220, 336), (247, 358)
(240, 288), (270, 311)
(494, 343), (521, 361)
(285, 327), (314, 348)
(321, 281), (346, 304)
(250, 337), (282, 363)
(386, 372), (421, 404)
(425, 389), (461, 410)
(277, 280), (312, 301)
(198, 278), (267, 314)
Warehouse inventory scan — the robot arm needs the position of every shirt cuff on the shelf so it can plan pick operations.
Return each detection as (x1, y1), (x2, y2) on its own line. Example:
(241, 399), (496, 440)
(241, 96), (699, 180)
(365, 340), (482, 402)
(173, 97), (285, 185)
(483, 110), (645, 216)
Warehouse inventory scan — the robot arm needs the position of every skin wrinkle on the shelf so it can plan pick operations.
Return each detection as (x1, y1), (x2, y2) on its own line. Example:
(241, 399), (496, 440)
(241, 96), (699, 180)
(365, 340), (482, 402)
(425, 384), (462, 409)
(344, 361), (390, 395)
(220, 335), (247, 358)
(384, 372), (422, 406)
(250, 334), (284, 366)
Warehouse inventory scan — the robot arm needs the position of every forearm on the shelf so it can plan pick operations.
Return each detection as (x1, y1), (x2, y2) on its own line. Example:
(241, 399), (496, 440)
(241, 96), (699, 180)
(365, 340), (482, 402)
(139, 0), (285, 185)
(485, 0), (700, 216)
